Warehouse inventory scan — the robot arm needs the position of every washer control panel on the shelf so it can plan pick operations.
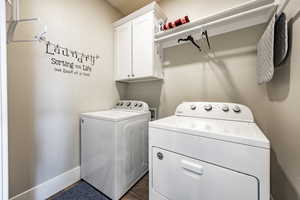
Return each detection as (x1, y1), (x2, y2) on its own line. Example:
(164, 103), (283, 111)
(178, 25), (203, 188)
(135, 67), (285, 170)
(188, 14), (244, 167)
(114, 100), (149, 112)
(175, 102), (254, 122)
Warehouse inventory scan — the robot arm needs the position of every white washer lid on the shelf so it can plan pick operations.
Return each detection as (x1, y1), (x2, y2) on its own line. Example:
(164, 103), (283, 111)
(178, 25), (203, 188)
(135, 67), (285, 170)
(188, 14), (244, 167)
(81, 110), (147, 122)
(149, 116), (270, 149)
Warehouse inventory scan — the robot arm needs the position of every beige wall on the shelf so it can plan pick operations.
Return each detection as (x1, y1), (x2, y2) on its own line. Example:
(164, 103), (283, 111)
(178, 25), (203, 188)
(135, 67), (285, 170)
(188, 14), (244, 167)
(7, 0), (123, 197)
(7, 0), (300, 199)
(105, 0), (155, 15)
(125, 0), (300, 199)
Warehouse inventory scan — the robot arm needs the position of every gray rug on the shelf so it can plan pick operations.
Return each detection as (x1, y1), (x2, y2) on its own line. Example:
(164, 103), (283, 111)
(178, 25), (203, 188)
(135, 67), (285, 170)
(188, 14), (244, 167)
(51, 181), (110, 200)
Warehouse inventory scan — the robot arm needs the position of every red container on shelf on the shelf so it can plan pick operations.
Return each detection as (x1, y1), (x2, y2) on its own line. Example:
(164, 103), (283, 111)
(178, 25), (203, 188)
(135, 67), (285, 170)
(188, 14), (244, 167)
(162, 16), (190, 31)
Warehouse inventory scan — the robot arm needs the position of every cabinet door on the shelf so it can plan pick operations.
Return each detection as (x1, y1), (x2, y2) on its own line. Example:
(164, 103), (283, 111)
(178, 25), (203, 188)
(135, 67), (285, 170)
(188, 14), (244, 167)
(132, 12), (154, 78)
(115, 21), (132, 80)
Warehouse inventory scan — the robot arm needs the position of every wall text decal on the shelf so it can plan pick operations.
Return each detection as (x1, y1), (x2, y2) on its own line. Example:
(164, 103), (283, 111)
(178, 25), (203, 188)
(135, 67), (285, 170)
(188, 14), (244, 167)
(44, 41), (100, 77)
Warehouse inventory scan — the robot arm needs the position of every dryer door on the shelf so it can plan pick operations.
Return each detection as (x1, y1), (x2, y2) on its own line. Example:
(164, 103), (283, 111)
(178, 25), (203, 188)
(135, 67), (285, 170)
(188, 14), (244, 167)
(152, 147), (258, 200)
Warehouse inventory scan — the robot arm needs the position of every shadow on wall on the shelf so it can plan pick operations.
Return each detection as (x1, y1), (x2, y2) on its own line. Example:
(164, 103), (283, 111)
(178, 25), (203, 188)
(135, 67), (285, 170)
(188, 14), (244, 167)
(123, 81), (163, 115)
(163, 43), (244, 101)
(271, 149), (300, 200)
(268, 10), (300, 200)
(116, 82), (128, 100)
(162, 25), (264, 102)
(163, 25), (263, 68)
(8, 33), (40, 196)
(266, 11), (300, 101)
(205, 53), (243, 102)
(163, 24), (264, 68)
(124, 25), (265, 118)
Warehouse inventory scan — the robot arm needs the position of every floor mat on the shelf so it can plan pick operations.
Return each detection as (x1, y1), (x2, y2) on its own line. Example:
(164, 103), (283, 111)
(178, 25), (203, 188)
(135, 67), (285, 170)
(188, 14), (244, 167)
(50, 174), (149, 200)
(50, 181), (109, 200)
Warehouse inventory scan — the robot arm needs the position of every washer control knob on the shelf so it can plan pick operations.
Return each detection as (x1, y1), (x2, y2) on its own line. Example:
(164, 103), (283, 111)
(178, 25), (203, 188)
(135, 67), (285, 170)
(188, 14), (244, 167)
(233, 105), (241, 113)
(116, 102), (120, 106)
(222, 105), (229, 112)
(139, 103), (143, 107)
(120, 102), (124, 106)
(126, 102), (131, 107)
(204, 104), (213, 111)
(134, 103), (138, 107)
(190, 105), (197, 110)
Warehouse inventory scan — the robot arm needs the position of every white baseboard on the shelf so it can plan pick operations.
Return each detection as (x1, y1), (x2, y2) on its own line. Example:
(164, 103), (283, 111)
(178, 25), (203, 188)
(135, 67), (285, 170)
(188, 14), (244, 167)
(10, 166), (80, 200)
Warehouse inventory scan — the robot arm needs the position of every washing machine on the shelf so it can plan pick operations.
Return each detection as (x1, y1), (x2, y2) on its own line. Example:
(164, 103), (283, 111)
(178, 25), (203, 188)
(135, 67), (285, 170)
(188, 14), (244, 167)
(80, 100), (150, 200)
(149, 102), (270, 200)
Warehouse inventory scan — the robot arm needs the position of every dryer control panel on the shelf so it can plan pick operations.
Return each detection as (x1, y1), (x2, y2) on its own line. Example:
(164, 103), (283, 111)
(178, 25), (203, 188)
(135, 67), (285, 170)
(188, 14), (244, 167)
(175, 102), (254, 122)
(114, 100), (149, 112)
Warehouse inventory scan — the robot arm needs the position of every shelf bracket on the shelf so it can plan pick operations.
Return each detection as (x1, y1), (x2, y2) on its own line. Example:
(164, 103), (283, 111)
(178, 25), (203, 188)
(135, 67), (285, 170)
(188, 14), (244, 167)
(7, 18), (40, 43)
(156, 42), (164, 62)
(6, 0), (41, 44)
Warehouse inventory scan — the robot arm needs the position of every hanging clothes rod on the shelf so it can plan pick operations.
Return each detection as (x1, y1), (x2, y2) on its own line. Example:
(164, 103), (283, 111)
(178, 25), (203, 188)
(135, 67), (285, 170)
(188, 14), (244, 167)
(155, 0), (277, 49)
(6, 18), (38, 23)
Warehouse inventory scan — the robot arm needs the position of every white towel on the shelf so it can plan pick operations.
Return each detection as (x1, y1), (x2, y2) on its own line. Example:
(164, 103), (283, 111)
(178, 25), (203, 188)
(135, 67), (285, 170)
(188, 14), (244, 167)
(257, 15), (276, 84)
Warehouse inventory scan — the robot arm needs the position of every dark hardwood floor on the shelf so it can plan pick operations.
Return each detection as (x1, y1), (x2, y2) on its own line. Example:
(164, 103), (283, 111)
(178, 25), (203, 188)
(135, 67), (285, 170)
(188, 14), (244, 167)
(122, 174), (149, 200)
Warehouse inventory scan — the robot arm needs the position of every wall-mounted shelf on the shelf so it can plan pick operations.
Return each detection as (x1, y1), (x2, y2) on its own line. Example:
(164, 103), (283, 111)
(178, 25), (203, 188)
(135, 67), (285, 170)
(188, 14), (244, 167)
(154, 0), (278, 49)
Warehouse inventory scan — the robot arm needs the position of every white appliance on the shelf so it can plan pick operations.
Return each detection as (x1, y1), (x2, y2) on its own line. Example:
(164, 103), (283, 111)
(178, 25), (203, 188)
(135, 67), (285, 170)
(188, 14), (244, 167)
(149, 102), (270, 200)
(80, 100), (150, 200)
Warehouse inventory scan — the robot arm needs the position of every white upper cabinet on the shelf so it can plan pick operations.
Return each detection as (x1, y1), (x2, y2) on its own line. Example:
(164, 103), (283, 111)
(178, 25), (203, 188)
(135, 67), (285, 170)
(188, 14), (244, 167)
(132, 12), (154, 79)
(115, 21), (132, 80)
(113, 3), (166, 82)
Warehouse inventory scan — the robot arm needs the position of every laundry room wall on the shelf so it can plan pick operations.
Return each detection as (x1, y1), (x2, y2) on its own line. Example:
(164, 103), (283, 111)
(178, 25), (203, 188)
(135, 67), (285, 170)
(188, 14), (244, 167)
(125, 0), (300, 199)
(7, 0), (124, 197)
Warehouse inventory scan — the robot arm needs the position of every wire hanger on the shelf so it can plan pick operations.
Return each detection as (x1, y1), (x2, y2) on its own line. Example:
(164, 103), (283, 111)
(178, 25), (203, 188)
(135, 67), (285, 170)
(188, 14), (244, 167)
(178, 35), (201, 51)
(201, 30), (211, 50)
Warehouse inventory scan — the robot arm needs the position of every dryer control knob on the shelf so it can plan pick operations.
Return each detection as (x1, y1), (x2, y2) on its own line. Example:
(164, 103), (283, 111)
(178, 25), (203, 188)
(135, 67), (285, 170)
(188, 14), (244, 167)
(233, 105), (241, 113)
(134, 103), (138, 107)
(204, 104), (212, 111)
(127, 102), (131, 107)
(190, 105), (197, 110)
(222, 105), (229, 112)
(138, 103), (143, 107)
(157, 152), (163, 160)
